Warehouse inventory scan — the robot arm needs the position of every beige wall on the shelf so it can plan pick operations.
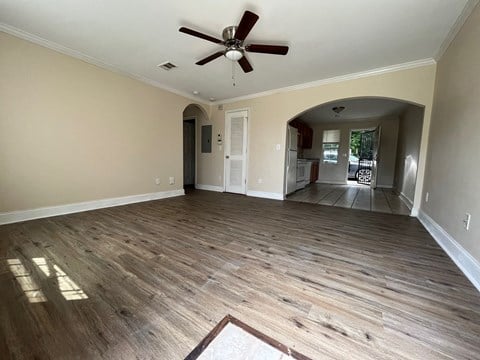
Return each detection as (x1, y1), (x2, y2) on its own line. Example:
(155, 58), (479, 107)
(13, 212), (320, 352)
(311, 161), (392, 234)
(1, 30), (437, 218)
(208, 64), (436, 205)
(303, 117), (399, 187)
(393, 106), (424, 205)
(423, 4), (480, 262)
(0, 32), (207, 213)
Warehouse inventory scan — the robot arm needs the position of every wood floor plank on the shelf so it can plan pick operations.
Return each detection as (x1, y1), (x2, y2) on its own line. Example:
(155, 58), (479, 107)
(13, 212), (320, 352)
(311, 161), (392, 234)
(0, 190), (479, 359)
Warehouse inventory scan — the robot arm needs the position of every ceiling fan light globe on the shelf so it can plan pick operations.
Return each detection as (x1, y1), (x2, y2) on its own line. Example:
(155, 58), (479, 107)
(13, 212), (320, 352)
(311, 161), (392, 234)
(225, 49), (243, 61)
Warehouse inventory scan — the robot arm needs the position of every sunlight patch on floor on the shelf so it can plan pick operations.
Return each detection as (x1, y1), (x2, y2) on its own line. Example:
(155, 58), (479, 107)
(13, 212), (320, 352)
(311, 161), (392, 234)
(52, 263), (88, 300)
(7, 259), (47, 303)
(8, 257), (88, 302)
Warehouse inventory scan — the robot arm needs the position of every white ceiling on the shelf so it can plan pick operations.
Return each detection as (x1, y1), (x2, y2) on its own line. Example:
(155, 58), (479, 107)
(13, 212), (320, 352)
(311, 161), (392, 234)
(0, 0), (471, 102)
(298, 98), (414, 124)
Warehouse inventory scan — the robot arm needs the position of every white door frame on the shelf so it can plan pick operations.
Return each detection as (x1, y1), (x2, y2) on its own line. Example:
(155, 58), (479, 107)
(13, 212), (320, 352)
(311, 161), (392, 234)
(224, 108), (249, 194)
(347, 127), (375, 183)
(370, 125), (381, 189)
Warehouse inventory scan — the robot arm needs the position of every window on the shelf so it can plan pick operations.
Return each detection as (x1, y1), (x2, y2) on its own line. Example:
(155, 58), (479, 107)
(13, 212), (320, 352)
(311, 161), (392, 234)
(322, 129), (340, 164)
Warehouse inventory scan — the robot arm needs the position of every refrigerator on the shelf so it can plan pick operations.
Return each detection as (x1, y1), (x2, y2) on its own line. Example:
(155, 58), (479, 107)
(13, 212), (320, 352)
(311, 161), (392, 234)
(286, 125), (298, 195)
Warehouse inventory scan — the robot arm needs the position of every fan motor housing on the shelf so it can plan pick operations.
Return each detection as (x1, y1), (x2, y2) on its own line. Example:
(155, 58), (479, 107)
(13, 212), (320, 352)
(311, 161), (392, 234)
(222, 26), (242, 47)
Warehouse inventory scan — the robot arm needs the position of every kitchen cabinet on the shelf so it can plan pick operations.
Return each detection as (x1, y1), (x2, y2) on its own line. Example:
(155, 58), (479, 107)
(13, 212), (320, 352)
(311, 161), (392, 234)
(289, 119), (313, 149)
(304, 161), (312, 185)
(310, 160), (319, 183)
(303, 126), (313, 149)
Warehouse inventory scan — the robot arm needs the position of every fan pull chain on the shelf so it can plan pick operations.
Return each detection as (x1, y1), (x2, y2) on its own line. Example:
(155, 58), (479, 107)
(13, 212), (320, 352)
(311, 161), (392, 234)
(232, 60), (236, 87)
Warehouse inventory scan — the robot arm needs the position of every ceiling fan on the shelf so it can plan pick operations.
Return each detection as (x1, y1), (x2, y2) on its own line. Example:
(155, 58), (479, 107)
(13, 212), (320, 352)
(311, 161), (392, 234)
(179, 10), (289, 73)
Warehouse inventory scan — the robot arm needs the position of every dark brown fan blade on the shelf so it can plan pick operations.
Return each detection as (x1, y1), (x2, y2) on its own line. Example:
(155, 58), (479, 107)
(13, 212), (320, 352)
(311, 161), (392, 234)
(238, 56), (253, 73)
(245, 44), (289, 55)
(235, 11), (259, 41)
(196, 51), (224, 65)
(179, 27), (223, 44)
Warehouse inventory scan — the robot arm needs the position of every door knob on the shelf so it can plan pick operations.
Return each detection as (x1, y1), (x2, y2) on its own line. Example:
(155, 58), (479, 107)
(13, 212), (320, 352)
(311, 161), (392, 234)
(226, 155), (230, 159)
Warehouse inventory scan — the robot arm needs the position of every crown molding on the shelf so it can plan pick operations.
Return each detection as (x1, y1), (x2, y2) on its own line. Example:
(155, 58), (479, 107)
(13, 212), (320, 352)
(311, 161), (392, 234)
(1, 22), (438, 108)
(213, 58), (436, 105)
(434, 0), (479, 61)
(0, 23), (207, 105)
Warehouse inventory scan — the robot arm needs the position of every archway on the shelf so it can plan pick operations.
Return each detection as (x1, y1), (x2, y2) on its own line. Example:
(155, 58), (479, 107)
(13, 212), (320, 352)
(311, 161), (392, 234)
(284, 96), (425, 215)
(182, 104), (210, 190)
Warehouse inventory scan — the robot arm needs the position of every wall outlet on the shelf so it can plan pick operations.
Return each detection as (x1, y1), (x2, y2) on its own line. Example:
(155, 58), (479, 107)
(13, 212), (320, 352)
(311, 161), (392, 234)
(275, 144), (281, 151)
(258, 178), (263, 184)
(463, 213), (471, 231)
(155, 178), (161, 185)
(218, 175), (222, 181)
(425, 192), (429, 202)
(169, 177), (175, 185)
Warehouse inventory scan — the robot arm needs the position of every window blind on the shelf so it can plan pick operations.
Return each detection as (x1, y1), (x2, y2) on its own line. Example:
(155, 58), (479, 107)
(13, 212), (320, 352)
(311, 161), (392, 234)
(323, 129), (340, 143)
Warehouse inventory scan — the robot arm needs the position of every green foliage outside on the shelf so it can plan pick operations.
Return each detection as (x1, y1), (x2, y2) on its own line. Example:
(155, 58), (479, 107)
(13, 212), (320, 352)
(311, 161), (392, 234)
(350, 131), (361, 157)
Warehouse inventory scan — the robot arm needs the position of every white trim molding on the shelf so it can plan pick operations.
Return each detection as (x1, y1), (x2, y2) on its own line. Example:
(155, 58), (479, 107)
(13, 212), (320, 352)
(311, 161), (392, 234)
(399, 192), (414, 210)
(0, 189), (185, 225)
(0, 22), (438, 107)
(246, 191), (284, 201)
(376, 184), (394, 189)
(213, 58), (436, 105)
(418, 210), (480, 292)
(0, 23), (206, 104)
(315, 180), (347, 185)
(195, 184), (224, 192)
(434, 0), (479, 61)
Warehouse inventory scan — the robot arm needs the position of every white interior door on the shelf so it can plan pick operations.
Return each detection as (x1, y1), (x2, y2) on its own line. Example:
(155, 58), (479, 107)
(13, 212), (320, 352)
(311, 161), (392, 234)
(370, 126), (382, 189)
(225, 110), (248, 194)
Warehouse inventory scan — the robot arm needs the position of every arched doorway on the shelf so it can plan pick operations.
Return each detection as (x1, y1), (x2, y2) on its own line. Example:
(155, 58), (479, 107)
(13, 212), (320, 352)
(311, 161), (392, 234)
(284, 97), (425, 215)
(182, 104), (209, 190)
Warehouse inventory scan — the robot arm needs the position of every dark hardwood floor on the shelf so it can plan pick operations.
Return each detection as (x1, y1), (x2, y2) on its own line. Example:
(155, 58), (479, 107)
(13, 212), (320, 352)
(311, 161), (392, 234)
(1, 190), (479, 359)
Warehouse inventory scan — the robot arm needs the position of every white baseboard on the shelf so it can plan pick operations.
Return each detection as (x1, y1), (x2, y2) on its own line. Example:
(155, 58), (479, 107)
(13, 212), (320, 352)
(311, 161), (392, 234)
(399, 192), (414, 210)
(418, 210), (480, 292)
(0, 189), (185, 225)
(246, 190), (284, 200)
(195, 184), (224, 192)
(377, 184), (394, 189)
(315, 180), (347, 185)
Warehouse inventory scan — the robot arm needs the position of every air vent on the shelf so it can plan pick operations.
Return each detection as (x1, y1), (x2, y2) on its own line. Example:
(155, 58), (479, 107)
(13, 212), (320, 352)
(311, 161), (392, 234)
(157, 61), (177, 70)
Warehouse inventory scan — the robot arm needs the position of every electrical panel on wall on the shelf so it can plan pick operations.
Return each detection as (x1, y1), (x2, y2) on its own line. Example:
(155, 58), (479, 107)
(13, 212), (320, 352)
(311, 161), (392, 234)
(201, 125), (212, 153)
